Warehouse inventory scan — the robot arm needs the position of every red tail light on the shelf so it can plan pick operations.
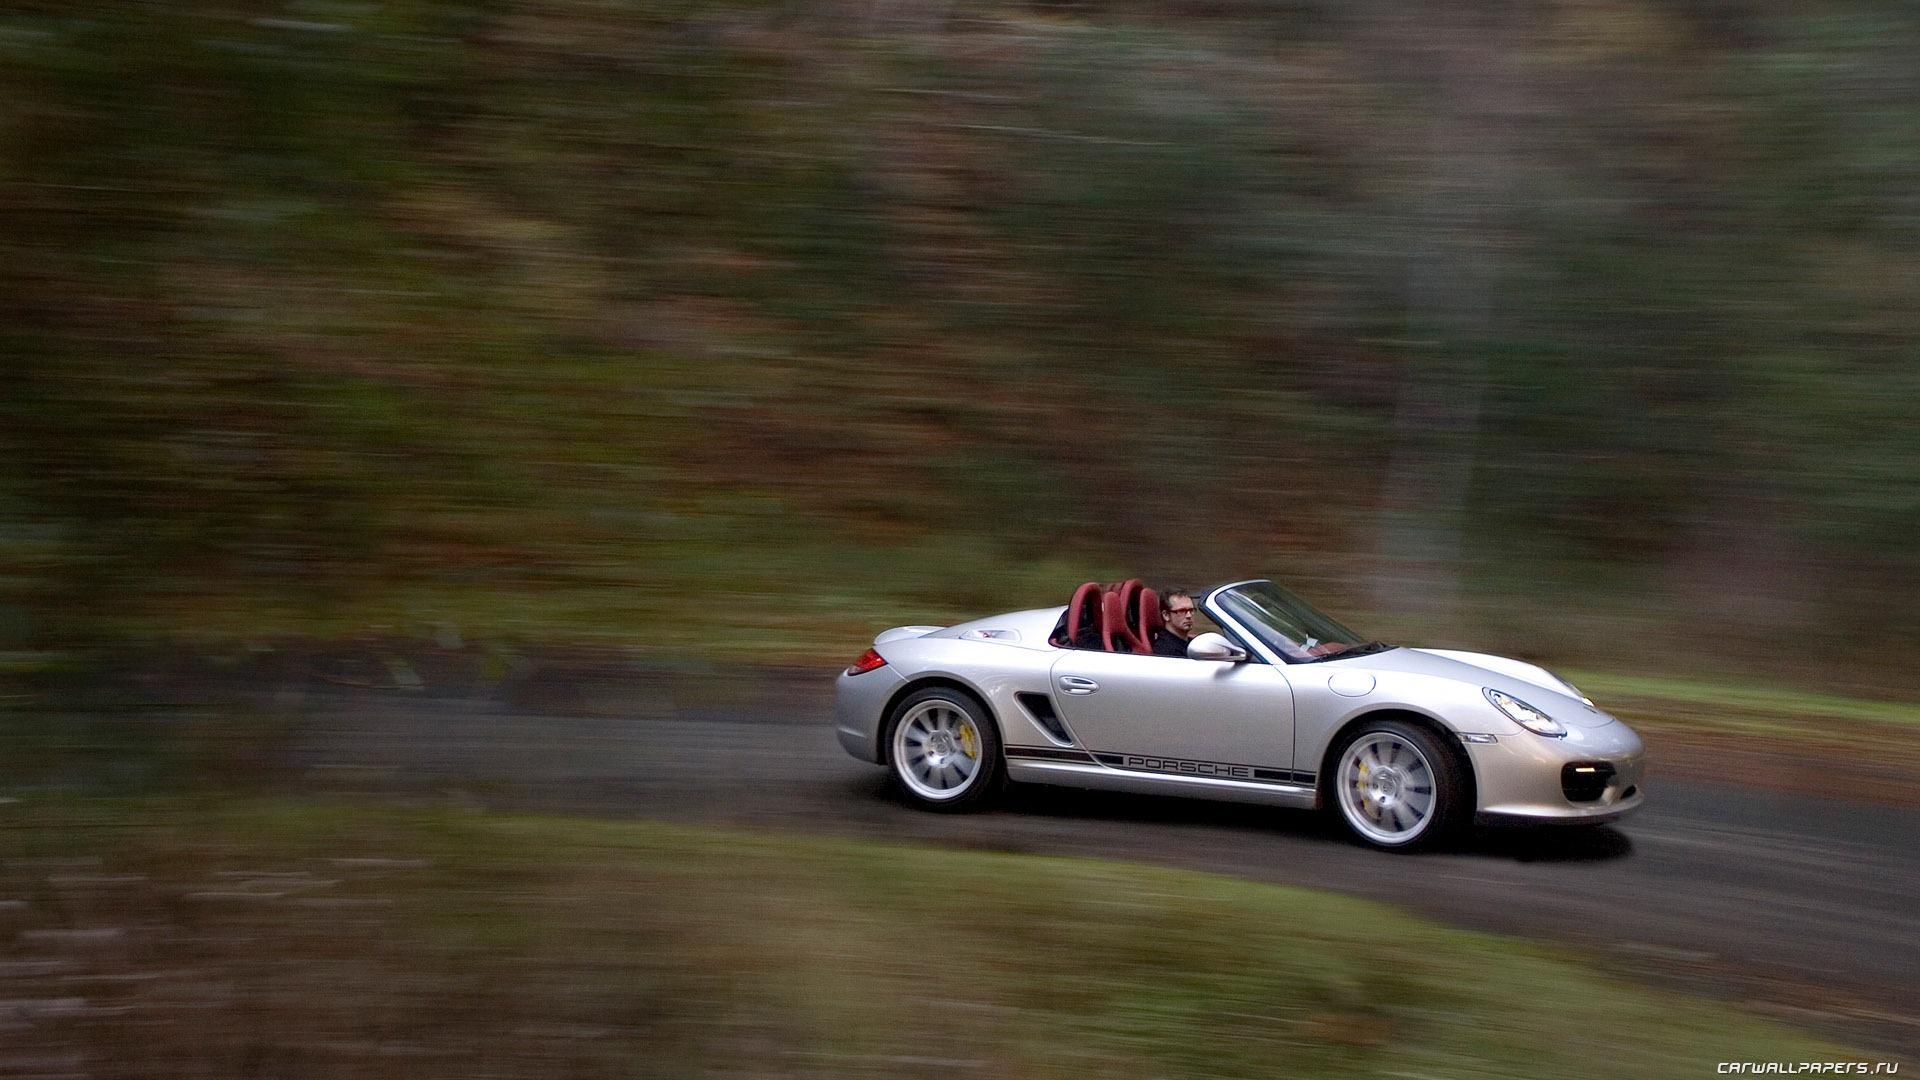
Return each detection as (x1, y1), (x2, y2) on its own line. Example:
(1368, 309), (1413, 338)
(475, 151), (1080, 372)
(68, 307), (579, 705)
(846, 648), (886, 676)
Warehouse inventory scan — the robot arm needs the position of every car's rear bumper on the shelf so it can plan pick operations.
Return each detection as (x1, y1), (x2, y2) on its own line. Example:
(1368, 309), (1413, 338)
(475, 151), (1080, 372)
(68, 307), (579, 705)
(834, 664), (905, 764)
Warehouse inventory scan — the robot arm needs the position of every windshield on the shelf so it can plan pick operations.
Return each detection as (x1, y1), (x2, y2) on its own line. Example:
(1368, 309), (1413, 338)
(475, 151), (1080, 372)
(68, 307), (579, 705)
(1209, 581), (1392, 663)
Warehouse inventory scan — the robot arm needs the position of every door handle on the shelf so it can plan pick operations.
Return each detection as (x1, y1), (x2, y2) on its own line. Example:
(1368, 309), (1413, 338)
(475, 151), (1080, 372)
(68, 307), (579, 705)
(1058, 676), (1100, 695)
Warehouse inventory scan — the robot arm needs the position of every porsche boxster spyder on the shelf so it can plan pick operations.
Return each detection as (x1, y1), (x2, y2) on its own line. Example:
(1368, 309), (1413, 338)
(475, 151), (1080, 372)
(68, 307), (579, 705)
(834, 579), (1645, 850)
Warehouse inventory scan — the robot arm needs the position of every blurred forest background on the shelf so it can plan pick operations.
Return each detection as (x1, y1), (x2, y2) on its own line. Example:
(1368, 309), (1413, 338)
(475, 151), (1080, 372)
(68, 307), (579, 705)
(4, 0), (1917, 687)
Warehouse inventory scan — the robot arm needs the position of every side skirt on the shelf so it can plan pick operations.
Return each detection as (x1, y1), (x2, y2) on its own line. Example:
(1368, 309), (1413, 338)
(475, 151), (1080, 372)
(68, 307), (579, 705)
(1004, 746), (1319, 809)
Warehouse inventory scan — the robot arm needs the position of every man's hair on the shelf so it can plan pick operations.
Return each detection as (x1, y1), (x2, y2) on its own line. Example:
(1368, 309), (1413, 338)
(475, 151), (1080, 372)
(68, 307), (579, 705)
(1160, 588), (1192, 615)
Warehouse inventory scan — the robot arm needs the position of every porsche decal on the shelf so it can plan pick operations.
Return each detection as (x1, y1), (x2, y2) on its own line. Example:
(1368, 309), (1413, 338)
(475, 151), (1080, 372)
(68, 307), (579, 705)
(1105, 753), (1258, 780)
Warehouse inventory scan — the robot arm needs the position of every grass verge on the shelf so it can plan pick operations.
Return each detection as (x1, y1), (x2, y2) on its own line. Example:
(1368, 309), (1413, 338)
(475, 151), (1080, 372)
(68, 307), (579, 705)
(1563, 668), (1920, 805)
(1571, 670), (1920, 732)
(0, 797), (1870, 1078)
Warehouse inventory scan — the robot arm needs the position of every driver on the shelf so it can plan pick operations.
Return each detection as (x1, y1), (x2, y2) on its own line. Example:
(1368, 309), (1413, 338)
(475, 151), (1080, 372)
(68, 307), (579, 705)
(1152, 588), (1196, 657)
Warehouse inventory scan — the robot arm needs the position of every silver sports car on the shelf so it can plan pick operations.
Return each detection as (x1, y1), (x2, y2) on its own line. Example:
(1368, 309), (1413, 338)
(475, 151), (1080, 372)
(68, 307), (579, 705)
(834, 579), (1645, 850)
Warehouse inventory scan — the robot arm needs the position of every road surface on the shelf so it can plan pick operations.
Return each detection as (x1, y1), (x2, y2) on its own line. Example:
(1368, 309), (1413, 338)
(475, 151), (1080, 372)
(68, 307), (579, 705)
(284, 688), (1920, 1058)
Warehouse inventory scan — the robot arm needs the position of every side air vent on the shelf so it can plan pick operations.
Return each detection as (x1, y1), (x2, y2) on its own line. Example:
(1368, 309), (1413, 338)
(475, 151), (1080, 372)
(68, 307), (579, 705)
(1561, 762), (1617, 803)
(1016, 692), (1075, 746)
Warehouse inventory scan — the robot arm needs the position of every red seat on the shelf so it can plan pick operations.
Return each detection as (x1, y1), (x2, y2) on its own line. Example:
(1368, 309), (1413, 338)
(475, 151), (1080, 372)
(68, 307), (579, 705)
(1101, 586), (1134, 652)
(1056, 579), (1161, 653)
(1111, 579), (1153, 653)
(1054, 581), (1103, 649)
(1133, 586), (1163, 652)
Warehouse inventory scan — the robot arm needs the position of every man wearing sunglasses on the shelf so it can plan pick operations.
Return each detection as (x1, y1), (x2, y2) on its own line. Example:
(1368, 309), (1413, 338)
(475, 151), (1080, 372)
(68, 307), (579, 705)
(1151, 588), (1196, 657)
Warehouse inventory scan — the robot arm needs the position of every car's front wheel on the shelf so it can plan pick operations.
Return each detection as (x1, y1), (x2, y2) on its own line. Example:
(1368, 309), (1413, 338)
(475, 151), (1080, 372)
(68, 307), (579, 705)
(1329, 719), (1465, 851)
(885, 687), (1004, 811)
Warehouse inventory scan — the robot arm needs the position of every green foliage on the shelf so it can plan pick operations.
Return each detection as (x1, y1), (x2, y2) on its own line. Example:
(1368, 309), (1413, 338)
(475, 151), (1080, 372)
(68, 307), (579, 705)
(4, 0), (1920, 671)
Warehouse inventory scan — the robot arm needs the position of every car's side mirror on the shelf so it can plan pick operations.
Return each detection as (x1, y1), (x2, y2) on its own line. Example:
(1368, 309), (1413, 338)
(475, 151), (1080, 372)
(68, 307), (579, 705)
(1186, 632), (1248, 663)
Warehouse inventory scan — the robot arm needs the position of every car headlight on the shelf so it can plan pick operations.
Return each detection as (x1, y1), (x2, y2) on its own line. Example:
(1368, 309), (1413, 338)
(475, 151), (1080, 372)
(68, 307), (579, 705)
(1483, 688), (1566, 738)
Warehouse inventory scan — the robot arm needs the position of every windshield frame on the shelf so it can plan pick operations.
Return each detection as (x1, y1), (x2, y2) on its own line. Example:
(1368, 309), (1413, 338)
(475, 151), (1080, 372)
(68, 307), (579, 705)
(1203, 580), (1392, 665)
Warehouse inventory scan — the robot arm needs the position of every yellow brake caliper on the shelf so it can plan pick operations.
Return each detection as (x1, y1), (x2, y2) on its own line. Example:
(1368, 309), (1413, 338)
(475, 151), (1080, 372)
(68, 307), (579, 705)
(958, 723), (979, 759)
(1356, 760), (1379, 819)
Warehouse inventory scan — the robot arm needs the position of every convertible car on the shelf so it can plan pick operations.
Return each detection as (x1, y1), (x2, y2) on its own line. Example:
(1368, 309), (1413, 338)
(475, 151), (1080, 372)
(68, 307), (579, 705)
(834, 579), (1645, 850)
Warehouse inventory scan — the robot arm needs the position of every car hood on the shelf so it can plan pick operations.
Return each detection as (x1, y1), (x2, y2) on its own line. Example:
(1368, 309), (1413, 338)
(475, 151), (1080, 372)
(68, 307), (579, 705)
(1358, 647), (1616, 729)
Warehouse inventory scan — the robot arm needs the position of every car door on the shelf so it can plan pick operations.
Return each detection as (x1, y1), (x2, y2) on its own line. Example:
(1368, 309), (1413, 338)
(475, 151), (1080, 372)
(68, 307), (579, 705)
(1046, 650), (1300, 783)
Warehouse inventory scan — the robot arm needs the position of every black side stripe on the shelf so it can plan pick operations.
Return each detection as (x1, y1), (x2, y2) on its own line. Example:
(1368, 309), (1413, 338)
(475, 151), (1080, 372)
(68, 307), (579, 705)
(1006, 746), (1314, 787)
(1005, 746), (1100, 765)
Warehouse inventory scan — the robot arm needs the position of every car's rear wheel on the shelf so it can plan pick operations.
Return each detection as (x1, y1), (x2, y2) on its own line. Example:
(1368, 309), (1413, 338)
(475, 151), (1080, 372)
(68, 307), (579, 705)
(885, 687), (1004, 811)
(1329, 719), (1464, 851)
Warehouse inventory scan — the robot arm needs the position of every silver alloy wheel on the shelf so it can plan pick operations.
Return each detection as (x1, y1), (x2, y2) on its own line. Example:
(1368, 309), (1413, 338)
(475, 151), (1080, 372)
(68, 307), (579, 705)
(892, 698), (984, 802)
(1336, 729), (1439, 847)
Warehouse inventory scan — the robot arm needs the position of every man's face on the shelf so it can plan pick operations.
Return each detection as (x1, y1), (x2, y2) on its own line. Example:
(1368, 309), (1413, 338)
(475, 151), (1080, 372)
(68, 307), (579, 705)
(1165, 596), (1196, 637)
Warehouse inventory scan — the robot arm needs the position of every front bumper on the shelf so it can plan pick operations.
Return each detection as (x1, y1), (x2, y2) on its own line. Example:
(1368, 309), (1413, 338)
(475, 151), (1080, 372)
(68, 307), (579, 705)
(1463, 719), (1647, 825)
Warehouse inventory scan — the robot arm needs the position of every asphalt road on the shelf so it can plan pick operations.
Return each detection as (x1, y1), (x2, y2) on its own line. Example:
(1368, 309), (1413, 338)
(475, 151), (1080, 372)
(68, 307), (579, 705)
(286, 689), (1920, 1059)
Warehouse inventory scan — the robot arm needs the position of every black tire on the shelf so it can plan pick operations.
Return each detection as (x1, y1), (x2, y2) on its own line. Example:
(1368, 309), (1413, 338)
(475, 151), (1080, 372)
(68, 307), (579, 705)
(1326, 718), (1466, 851)
(884, 687), (1005, 812)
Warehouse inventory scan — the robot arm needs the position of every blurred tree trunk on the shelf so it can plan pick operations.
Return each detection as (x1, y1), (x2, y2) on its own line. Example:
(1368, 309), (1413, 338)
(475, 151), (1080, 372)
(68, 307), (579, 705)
(1368, 2), (1522, 623)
